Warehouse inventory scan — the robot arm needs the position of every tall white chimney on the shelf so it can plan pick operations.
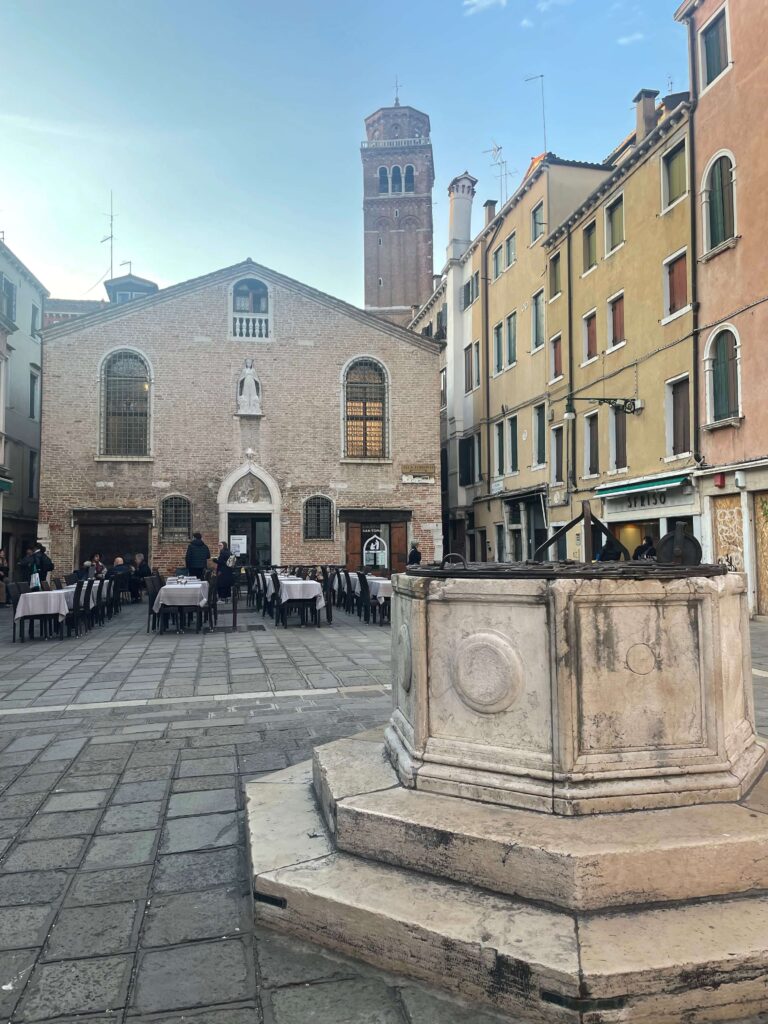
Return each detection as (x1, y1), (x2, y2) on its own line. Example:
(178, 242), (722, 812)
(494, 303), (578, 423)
(447, 172), (478, 260)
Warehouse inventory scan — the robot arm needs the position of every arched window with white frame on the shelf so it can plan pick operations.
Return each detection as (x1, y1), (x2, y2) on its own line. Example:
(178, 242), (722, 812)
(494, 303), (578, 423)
(404, 165), (415, 193)
(704, 325), (740, 424)
(390, 166), (403, 194)
(702, 152), (735, 251)
(343, 358), (388, 459)
(100, 350), (151, 457)
(303, 495), (333, 540)
(378, 166), (389, 194)
(160, 495), (192, 539)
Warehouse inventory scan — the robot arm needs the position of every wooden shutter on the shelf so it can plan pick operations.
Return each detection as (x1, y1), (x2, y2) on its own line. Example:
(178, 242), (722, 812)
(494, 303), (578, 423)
(614, 408), (627, 469)
(554, 428), (563, 482)
(672, 378), (691, 454)
(589, 415), (599, 475)
(391, 522), (407, 574)
(553, 337), (562, 378)
(346, 522), (362, 571)
(509, 418), (518, 472)
(668, 255), (687, 314)
(458, 437), (472, 485)
(611, 296), (624, 345)
(587, 315), (597, 359)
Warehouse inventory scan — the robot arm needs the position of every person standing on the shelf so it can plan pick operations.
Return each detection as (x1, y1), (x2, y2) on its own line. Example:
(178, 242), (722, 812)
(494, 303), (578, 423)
(36, 545), (54, 584)
(129, 553), (151, 602)
(216, 540), (234, 600)
(407, 541), (422, 566)
(185, 532), (210, 580)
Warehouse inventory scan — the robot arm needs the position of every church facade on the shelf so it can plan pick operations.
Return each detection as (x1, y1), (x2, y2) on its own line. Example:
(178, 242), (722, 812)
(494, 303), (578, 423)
(38, 259), (442, 574)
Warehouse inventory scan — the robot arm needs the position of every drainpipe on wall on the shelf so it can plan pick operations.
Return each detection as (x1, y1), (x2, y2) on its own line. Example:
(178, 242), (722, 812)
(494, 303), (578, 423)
(565, 225), (576, 499)
(686, 18), (701, 464)
(483, 218), (504, 499)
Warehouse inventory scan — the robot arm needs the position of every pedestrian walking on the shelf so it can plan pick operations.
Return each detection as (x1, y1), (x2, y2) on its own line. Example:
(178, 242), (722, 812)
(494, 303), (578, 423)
(216, 540), (234, 600)
(185, 532), (210, 580)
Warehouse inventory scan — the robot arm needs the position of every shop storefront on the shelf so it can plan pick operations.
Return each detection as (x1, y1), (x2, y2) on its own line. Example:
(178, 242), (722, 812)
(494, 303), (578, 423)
(595, 474), (700, 555)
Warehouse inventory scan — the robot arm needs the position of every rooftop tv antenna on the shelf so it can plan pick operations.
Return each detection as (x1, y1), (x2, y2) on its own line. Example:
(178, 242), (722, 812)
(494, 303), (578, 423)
(483, 141), (511, 205)
(120, 259), (132, 276)
(525, 74), (548, 153)
(100, 191), (116, 280)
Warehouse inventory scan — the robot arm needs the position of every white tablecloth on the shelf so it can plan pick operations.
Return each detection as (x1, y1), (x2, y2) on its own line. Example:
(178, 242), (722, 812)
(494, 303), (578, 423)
(15, 591), (69, 622)
(368, 578), (393, 604)
(153, 581), (208, 613)
(62, 584), (99, 610)
(264, 576), (301, 599)
(267, 578), (325, 610)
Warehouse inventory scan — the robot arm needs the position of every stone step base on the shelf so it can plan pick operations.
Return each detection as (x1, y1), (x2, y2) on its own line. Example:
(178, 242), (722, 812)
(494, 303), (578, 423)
(245, 760), (768, 1022)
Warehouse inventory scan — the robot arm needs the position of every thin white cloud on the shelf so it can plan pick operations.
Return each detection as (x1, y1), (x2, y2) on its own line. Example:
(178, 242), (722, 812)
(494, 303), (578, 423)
(521, 16), (534, 27)
(617, 31), (645, 44)
(463, 0), (507, 13)
(536, 0), (573, 11)
(0, 113), (194, 148)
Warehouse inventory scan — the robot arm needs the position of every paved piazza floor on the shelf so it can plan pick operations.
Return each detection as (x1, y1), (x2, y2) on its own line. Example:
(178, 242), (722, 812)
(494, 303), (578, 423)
(0, 600), (766, 1023)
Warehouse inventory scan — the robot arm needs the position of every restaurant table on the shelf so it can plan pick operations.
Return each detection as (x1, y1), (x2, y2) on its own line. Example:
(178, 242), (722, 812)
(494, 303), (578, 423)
(368, 578), (393, 604)
(62, 584), (99, 610)
(266, 577), (325, 610)
(153, 580), (209, 614)
(15, 591), (69, 622)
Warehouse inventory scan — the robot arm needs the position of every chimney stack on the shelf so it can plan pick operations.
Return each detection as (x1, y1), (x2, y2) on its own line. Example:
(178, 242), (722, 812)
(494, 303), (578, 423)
(483, 199), (497, 226)
(432, 274), (442, 292)
(447, 172), (478, 260)
(633, 88), (659, 143)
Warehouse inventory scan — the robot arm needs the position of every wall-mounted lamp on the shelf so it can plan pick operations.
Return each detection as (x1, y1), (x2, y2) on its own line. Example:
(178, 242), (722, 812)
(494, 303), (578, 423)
(563, 395), (640, 421)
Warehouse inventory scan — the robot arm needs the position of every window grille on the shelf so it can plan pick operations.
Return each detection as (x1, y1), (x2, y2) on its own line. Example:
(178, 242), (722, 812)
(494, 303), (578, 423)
(304, 496), (333, 540)
(161, 496), (191, 537)
(100, 351), (150, 456)
(344, 359), (387, 458)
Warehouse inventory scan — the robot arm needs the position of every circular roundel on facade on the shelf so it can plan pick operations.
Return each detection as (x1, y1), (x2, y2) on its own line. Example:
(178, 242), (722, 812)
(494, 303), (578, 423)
(453, 631), (523, 715)
(396, 623), (413, 694)
(625, 642), (658, 676)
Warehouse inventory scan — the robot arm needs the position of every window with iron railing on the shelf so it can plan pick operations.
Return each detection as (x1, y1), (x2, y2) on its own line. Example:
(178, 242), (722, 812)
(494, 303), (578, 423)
(161, 495), (191, 538)
(344, 359), (387, 458)
(304, 496), (333, 540)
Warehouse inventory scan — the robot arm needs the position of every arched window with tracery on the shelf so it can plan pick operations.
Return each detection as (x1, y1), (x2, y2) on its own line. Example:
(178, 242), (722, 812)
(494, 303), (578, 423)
(706, 327), (740, 423)
(161, 495), (192, 539)
(704, 154), (735, 251)
(100, 350), (151, 457)
(378, 167), (389, 194)
(344, 359), (387, 459)
(404, 165), (415, 192)
(390, 166), (403, 194)
(304, 495), (333, 540)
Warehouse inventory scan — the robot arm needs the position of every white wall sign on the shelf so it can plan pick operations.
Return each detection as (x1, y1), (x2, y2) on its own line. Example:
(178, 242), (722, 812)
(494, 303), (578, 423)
(230, 534), (248, 556)
(363, 534), (388, 567)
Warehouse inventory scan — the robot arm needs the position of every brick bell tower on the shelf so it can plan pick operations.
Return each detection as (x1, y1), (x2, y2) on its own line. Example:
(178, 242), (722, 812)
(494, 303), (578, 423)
(361, 98), (435, 327)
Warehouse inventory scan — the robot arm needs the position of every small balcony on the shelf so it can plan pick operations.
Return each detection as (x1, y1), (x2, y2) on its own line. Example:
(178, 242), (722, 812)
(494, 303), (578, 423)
(232, 314), (269, 339)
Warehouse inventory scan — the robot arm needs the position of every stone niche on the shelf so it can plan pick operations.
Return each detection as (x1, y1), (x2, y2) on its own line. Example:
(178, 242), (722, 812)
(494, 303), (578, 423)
(387, 570), (765, 814)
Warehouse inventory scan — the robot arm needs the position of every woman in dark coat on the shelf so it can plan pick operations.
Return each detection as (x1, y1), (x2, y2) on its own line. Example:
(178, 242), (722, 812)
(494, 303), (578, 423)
(216, 541), (234, 600)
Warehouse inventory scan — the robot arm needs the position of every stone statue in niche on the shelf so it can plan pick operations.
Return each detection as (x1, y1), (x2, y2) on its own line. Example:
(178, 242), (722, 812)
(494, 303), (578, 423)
(236, 359), (262, 416)
(229, 473), (269, 504)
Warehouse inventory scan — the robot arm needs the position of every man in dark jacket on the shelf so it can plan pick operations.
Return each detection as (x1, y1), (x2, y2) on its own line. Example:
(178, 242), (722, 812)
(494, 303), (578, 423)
(185, 533), (210, 579)
(633, 535), (657, 560)
(129, 553), (152, 602)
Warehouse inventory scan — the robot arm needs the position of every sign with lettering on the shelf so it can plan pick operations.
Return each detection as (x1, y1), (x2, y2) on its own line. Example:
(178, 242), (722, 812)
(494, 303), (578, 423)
(602, 481), (695, 520)
(363, 534), (388, 567)
(402, 463), (436, 485)
(230, 534), (247, 556)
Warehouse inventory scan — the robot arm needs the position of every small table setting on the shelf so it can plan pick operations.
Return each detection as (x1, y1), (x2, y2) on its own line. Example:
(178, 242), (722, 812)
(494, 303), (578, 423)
(266, 574), (325, 611)
(153, 577), (209, 632)
(15, 590), (69, 624)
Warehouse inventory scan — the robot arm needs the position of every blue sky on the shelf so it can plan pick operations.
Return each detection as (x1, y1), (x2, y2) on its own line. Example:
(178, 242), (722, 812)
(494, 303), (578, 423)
(1, 0), (688, 304)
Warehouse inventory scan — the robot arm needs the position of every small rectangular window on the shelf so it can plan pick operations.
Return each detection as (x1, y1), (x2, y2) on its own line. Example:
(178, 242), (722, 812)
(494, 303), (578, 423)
(663, 143), (686, 208)
(473, 341), (480, 388)
(584, 312), (597, 360)
(666, 252), (688, 315)
(506, 312), (517, 365)
(671, 377), (691, 455)
(606, 196), (624, 252)
(550, 335), (562, 380)
(551, 426), (564, 484)
(586, 413), (599, 475)
(609, 294), (625, 348)
(583, 221), (597, 273)
(0, 275), (17, 324)
(532, 290), (545, 350)
(505, 232), (517, 267)
(702, 9), (729, 87)
(462, 281), (472, 310)
(31, 304), (39, 334)
(549, 252), (561, 297)
(472, 271), (480, 302)
(531, 201), (545, 243)
(508, 416), (518, 473)
(613, 407), (627, 470)
(458, 436), (472, 485)
(493, 323), (503, 374)
(28, 450), (38, 500)
(492, 246), (503, 280)
(29, 372), (39, 419)
(464, 346), (473, 393)
(440, 368), (447, 408)
(534, 404), (546, 466)
(495, 421), (505, 477)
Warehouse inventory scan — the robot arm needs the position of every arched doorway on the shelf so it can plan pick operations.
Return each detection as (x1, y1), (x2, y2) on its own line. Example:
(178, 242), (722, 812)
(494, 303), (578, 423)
(217, 464), (281, 567)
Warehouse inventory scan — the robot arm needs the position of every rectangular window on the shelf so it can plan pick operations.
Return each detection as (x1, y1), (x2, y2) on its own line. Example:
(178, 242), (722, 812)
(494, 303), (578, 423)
(666, 252), (688, 315)
(506, 312), (517, 365)
(663, 142), (686, 208)
(475, 432), (482, 482)
(534, 404), (546, 466)
(508, 416), (518, 473)
(586, 413), (599, 476)
(493, 323), (504, 374)
(440, 367), (447, 408)
(550, 335), (562, 380)
(462, 281), (472, 310)
(495, 421), (505, 477)
(459, 436), (472, 485)
(532, 290), (545, 350)
(473, 341), (480, 389)
(583, 221), (597, 272)
(671, 377), (691, 455)
(505, 232), (517, 267)
(0, 275), (17, 324)
(495, 523), (505, 562)
(549, 252), (561, 297)
(613, 407), (627, 470)
(551, 426), (564, 484)
(492, 246), (503, 279)
(584, 311), (597, 360)
(464, 346), (473, 392)
(608, 294), (625, 348)
(473, 271), (480, 301)
(31, 304), (40, 334)
(28, 450), (38, 500)
(531, 201), (545, 243)
(29, 372), (39, 419)
(702, 9), (729, 87)
(606, 196), (624, 252)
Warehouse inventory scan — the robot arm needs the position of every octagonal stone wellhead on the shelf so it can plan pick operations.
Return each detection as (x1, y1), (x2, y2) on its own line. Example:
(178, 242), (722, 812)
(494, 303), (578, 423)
(385, 560), (768, 815)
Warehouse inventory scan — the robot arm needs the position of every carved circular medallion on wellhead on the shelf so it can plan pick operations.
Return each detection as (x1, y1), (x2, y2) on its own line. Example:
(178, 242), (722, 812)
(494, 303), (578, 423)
(396, 623), (413, 693)
(626, 642), (657, 675)
(453, 630), (522, 715)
